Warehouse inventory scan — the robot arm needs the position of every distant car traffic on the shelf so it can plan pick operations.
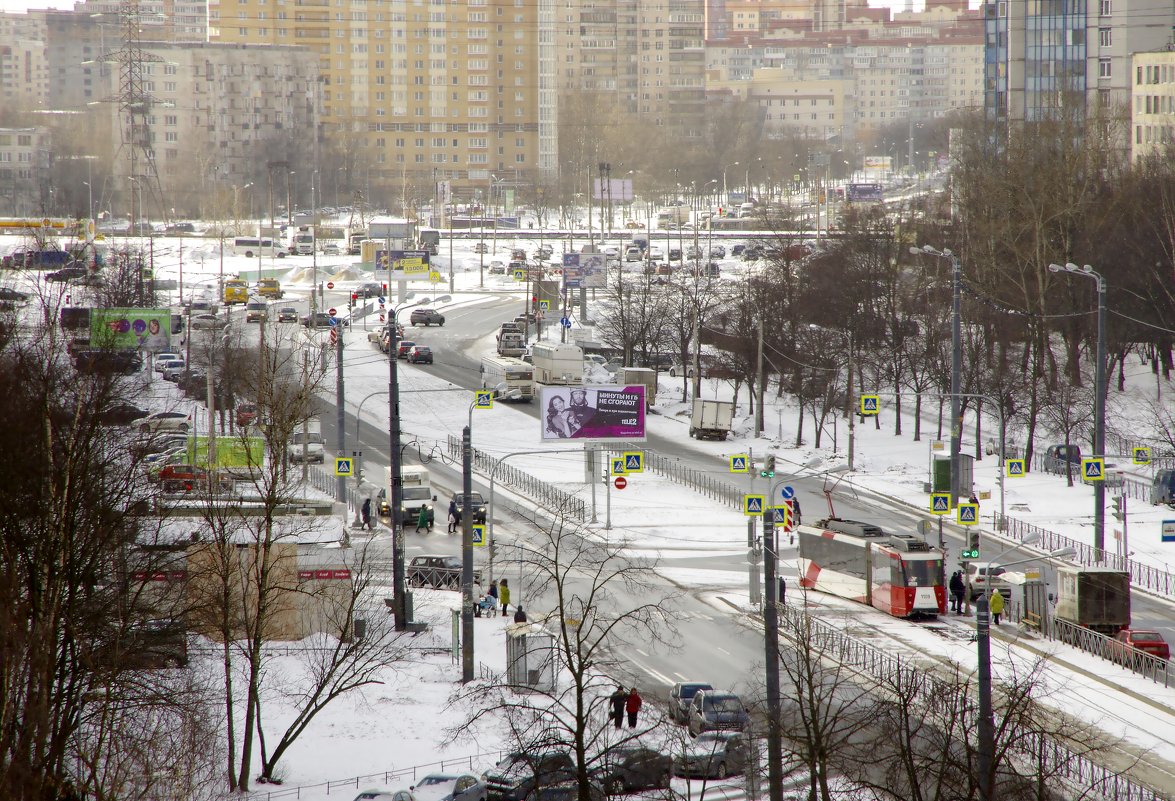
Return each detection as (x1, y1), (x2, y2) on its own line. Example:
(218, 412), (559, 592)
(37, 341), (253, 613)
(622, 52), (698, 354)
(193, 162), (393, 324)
(190, 314), (226, 330)
(410, 308), (445, 326)
(245, 302), (268, 323)
(277, 307), (298, 323)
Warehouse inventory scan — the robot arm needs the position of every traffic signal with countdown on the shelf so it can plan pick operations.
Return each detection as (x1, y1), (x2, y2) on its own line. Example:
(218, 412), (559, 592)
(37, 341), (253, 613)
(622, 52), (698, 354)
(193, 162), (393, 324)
(962, 531), (980, 560)
(760, 455), (776, 478)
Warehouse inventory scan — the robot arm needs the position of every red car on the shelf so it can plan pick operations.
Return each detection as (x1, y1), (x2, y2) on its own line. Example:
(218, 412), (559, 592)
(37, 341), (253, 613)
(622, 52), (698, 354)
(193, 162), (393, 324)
(397, 340), (416, 359)
(157, 464), (208, 484)
(1115, 629), (1170, 661)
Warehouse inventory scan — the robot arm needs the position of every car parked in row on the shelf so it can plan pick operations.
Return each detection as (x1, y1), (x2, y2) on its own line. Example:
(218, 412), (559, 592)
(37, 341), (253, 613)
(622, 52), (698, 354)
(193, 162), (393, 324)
(137, 411), (190, 434)
(408, 345), (434, 364)
(99, 402), (147, 426)
(593, 745), (672, 794)
(687, 689), (750, 736)
(397, 340), (416, 359)
(674, 732), (748, 779)
(668, 681), (713, 724)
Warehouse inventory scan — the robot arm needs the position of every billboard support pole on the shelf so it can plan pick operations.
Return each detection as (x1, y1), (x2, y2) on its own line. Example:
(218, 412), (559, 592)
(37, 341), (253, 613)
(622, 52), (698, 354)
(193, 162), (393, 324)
(605, 453), (612, 531)
(587, 445), (598, 524)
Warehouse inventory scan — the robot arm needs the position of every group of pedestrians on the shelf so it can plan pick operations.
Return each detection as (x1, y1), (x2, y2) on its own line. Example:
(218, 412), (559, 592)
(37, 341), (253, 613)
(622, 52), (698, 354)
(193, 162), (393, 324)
(948, 570), (1004, 623)
(472, 578), (523, 619)
(608, 685), (643, 729)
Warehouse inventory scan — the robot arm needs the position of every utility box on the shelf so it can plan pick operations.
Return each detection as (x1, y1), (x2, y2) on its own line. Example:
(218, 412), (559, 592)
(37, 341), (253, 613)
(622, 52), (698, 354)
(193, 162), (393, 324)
(930, 453), (974, 497)
(505, 623), (556, 692)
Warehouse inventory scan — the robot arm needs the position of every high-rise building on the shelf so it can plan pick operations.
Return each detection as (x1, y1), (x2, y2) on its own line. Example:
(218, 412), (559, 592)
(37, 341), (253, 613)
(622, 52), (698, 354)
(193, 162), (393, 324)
(1130, 49), (1175, 162)
(208, 0), (553, 203)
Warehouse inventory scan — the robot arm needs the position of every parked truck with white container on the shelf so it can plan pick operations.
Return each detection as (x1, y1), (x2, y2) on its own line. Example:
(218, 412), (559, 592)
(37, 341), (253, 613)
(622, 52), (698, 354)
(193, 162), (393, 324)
(532, 342), (584, 385)
(689, 399), (733, 440)
(1052, 566), (1131, 636)
(617, 367), (656, 407)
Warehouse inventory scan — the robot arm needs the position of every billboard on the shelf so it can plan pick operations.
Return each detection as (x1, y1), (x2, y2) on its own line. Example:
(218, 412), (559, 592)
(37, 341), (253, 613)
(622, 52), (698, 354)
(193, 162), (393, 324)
(562, 253), (607, 289)
(539, 385), (646, 442)
(187, 436), (266, 470)
(90, 308), (172, 351)
(375, 249), (431, 281)
(592, 178), (634, 202)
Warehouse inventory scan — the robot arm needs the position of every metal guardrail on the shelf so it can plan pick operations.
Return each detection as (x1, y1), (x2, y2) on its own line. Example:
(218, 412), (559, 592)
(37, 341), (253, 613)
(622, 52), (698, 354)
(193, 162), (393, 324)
(445, 435), (587, 522)
(605, 447), (744, 511)
(1047, 618), (1173, 688)
(778, 604), (1171, 801)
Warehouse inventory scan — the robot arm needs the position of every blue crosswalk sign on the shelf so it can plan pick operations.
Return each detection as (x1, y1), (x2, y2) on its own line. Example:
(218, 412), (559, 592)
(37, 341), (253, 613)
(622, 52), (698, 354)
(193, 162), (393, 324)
(1082, 458), (1104, 481)
(624, 452), (643, 473)
(744, 495), (765, 516)
(930, 493), (951, 514)
(730, 455), (749, 473)
(860, 395), (879, 415)
(334, 457), (353, 477)
(957, 503), (978, 525)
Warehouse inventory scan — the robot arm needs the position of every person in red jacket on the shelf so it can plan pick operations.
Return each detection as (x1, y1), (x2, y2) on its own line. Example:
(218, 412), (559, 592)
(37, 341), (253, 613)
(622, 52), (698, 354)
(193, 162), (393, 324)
(625, 687), (642, 728)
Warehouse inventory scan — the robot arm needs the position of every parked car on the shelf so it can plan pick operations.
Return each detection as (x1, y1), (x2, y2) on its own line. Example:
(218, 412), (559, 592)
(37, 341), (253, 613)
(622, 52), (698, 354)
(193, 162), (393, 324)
(593, 745), (672, 794)
(156, 463), (208, 484)
(235, 402), (258, 428)
(99, 402), (147, 426)
(965, 561), (1009, 601)
(668, 681), (713, 724)
(674, 732), (748, 779)
(451, 491), (487, 523)
(1043, 443), (1082, 475)
(730, 244), (746, 257)
(277, 306), (298, 323)
(411, 308), (446, 326)
(1113, 629), (1171, 661)
(45, 267), (88, 283)
(668, 363), (698, 378)
(159, 359), (187, 381)
(531, 783), (605, 801)
(397, 340), (416, 359)
(584, 354), (607, 369)
(245, 301), (268, 323)
(408, 345), (434, 364)
(687, 690), (750, 736)
(153, 352), (183, 372)
(301, 312), (346, 328)
(709, 245), (726, 259)
(286, 429), (325, 464)
(130, 434), (189, 459)
(408, 773), (487, 801)
(482, 751), (576, 801)
(137, 411), (190, 434)
(489, 261), (507, 275)
(1151, 469), (1175, 506)
(624, 246), (643, 262)
(474, 242), (488, 254)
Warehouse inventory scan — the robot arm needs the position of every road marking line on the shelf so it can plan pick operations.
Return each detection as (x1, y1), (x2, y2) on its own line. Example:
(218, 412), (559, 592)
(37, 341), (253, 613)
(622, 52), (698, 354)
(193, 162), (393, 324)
(715, 646), (730, 655)
(634, 647), (649, 657)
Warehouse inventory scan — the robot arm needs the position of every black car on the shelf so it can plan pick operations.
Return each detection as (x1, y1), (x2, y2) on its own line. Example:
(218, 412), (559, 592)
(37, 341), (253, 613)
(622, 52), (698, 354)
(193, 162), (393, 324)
(730, 244), (746, 257)
(46, 267), (88, 283)
(277, 307), (298, 323)
(452, 491), (487, 523)
(301, 312), (349, 328)
(0, 287), (29, 303)
(359, 282), (384, 297)
(408, 345), (434, 364)
(100, 402), (148, 426)
(483, 752), (576, 801)
(593, 746), (672, 794)
(410, 308), (445, 326)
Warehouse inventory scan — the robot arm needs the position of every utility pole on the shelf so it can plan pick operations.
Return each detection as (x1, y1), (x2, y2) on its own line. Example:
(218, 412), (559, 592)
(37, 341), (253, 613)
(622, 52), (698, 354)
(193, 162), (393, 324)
(762, 509), (784, 801)
(950, 253), (962, 503)
(335, 325), (346, 502)
(756, 318), (765, 438)
(461, 422), (474, 682)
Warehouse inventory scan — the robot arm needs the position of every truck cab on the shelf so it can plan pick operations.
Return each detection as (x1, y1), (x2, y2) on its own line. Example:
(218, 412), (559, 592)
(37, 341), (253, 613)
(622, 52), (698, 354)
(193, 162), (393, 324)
(380, 466), (435, 526)
(256, 278), (283, 299)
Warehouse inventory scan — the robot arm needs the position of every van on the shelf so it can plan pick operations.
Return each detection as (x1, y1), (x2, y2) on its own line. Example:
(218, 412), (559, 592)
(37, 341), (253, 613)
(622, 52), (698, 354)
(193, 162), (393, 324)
(1043, 443), (1081, 474)
(245, 302), (268, 323)
(1152, 469), (1175, 506)
(286, 421), (324, 464)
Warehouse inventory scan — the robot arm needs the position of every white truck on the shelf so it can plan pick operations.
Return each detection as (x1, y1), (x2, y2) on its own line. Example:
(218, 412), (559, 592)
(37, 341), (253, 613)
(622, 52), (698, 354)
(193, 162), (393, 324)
(497, 332), (527, 357)
(289, 227), (315, 255)
(532, 342), (583, 385)
(380, 465), (436, 527)
(617, 367), (656, 407)
(689, 399), (733, 440)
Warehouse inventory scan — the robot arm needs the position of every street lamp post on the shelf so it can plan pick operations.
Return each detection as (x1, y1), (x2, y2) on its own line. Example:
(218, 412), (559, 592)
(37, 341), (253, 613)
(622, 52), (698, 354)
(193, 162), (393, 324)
(1048, 263), (1107, 557)
(914, 246), (963, 503)
(722, 161), (739, 201)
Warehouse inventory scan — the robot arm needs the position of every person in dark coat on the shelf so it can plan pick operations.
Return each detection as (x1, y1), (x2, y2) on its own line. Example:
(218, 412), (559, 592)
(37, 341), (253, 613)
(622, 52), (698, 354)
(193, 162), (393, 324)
(513, 606), (527, 623)
(625, 687), (643, 728)
(609, 685), (627, 729)
(778, 576), (787, 605)
(361, 498), (373, 531)
(448, 499), (459, 533)
(949, 571), (966, 614)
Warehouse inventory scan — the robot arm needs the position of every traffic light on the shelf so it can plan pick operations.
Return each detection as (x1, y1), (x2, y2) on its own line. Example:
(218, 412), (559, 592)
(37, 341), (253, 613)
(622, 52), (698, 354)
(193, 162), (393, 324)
(1112, 495), (1125, 522)
(962, 531), (980, 560)
(760, 455), (776, 478)
(381, 283), (388, 292)
(349, 292), (357, 309)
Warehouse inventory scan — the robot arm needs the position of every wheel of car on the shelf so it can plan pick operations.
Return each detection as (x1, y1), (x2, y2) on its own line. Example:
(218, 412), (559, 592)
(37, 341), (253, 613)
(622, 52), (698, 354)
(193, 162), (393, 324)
(244, 250), (254, 258)
(715, 762), (727, 780)
(178, 423), (189, 432)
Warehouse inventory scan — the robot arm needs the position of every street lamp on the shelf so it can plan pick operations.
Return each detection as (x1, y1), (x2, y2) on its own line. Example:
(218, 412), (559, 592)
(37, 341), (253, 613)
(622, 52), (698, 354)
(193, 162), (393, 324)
(974, 542), (1075, 801)
(722, 161), (739, 200)
(1048, 262), (1107, 557)
(388, 294), (450, 631)
(810, 324), (854, 471)
(912, 246), (963, 503)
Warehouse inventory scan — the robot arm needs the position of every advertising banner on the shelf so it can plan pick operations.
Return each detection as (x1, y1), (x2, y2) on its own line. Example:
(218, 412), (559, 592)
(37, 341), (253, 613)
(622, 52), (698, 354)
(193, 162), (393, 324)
(592, 178), (635, 202)
(90, 308), (172, 350)
(376, 249), (431, 281)
(562, 253), (607, 290)
(539, 385), (646, 442)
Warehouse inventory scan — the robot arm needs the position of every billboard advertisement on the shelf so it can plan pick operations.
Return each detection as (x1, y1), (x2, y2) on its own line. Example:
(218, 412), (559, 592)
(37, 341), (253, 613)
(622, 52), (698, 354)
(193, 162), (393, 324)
(592, 178), (634, 202)
(539, 385), (646, 442)
(562, 253), (607, 289)
(376, 249), (431, 281)
(90, 308), (172, 351)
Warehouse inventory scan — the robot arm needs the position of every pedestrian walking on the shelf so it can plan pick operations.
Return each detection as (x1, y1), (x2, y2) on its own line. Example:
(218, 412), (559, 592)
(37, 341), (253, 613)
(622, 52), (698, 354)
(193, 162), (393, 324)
(792, 497), (802, 526)
(625, 687), (642, 728)
(498, 578), (511, 617)
(361, 498), (373, 531)
(949, 571), (966, 614)
(474, 580), (484, 617)
(989, 589), (1005, 625)
(415, 505), (430, 533)
(778, 576), (787, 605)
(513, 606), (527, 623)
(609, 685), (627, 730)
(447, 499), (459, 533)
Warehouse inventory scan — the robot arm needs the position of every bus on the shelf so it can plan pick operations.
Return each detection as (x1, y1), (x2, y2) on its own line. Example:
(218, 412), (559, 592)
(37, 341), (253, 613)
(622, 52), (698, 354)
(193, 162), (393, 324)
(480, 354), (535, 402)
(846, 183), (884, 203)
(223, 279), (249, 305)
(230, 237), (285, 258)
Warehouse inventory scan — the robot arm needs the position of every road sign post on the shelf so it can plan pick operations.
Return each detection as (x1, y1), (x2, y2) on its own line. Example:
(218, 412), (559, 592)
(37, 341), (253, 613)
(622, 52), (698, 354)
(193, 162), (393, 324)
(930, 493), (951, 515)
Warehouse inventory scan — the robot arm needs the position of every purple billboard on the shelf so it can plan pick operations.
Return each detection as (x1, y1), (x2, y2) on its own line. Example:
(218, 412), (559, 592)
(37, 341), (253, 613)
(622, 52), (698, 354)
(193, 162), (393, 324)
(539, 385), (646, 442)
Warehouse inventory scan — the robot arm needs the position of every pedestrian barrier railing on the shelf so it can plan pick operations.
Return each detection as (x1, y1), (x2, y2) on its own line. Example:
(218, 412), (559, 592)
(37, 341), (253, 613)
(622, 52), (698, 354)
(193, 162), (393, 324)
(305, 464), (336, 497)
(995, 512), (1175, 602)
(1044, 618), (1173, 688)
(603, 447), (744, 511)
(778, 604), (1171, 801)
(1029, 448), (1153, 501)
(445, 435), (587, 522)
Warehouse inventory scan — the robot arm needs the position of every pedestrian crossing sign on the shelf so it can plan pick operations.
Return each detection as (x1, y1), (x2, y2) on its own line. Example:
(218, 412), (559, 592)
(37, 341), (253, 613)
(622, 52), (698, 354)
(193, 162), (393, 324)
(930, 493), (951, 515)
(1134, 447), (1151, 465)
(1081, 457), (1105, 481)
(730, 455), (749, 473)
(623, 452), (644, 473)
(611, 457), (627, 476)
(471, 524), (487, 547)
(513, 269), (525, 281)
(957, 503), (979, 525)
(744, 494), (765, 516)
(474, 390), (494, 409)
(860, 395), (879, 416)
(1005, 458), (1026, 478)
(334, 457), (353, 477)
(774, 502), (795, 531)
(539, 300), (551, 312)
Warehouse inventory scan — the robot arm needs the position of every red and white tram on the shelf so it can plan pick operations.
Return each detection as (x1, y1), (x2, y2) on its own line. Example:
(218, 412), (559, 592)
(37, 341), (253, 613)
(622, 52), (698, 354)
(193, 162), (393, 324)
(797, 518), (947, 618)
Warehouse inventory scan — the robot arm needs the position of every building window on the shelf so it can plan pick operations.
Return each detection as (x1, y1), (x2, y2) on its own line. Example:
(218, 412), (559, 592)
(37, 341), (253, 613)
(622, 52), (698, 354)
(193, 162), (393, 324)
(1099, 58), (1112, 79)
(1100, 0), (1111, 14)
(1099, 28), (1111, 47)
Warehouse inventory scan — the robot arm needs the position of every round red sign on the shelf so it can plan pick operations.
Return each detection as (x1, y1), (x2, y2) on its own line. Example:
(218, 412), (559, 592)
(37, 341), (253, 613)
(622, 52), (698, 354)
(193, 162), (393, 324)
(614, 476), (628, 490)
(326, 281), (335, 289)
(328, 308), (337, 316)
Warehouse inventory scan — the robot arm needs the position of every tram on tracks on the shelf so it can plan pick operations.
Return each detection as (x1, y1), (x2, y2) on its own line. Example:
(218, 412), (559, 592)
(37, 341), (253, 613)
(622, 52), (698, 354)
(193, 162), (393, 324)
(797, 518), (948, 618)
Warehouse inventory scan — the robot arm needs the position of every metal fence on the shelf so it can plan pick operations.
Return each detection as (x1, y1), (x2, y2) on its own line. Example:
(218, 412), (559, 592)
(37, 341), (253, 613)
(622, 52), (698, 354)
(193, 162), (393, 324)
(445, 435), (587, 522)
(604, 447), (744, 511)
(777, 604), (1171, 801)
(1045, 618), (1173, 688)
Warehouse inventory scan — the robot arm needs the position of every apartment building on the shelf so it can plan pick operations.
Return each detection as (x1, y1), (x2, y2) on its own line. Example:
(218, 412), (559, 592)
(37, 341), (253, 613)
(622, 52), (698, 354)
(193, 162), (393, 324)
(208, 0), (552, 200)
(0, 13), (49, 110)
(1131, 49), (1175, 162)
(0, 127), (51, 217)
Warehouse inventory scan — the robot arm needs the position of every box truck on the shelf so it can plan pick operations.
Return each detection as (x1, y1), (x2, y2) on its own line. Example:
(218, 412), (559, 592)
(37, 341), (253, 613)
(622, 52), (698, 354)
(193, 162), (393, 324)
(689, 399), (733, 440)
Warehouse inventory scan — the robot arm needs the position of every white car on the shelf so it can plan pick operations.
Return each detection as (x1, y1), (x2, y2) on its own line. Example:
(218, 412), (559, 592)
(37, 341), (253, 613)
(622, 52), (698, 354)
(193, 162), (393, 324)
(965, 562), (1010, 601)
(159, 360), (187, 381)
(584, 354), (607, 368)
(153, 352), (182, 372)
(137, 411), (191, 434)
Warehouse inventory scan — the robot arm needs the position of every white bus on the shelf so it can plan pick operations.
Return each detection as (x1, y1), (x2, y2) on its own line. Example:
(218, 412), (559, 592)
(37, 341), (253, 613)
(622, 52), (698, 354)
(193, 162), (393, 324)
(230, 237), (285, 258)
(480, 354), (535, 402)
